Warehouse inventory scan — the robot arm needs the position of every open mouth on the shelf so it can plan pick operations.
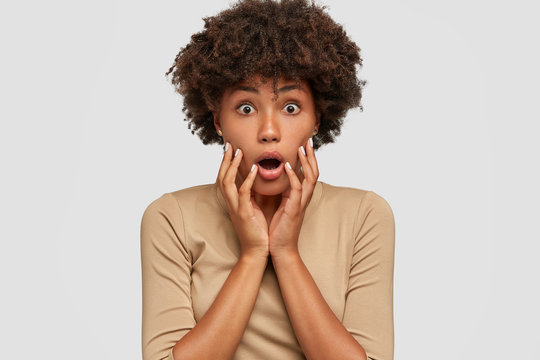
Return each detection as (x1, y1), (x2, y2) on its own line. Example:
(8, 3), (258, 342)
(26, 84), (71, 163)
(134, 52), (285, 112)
(258, 158), (281, 170)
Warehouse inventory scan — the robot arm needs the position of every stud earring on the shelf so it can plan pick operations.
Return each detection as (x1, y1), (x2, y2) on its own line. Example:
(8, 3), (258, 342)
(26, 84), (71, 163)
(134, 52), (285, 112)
(312, 129), (318, 135)
(217, 129), (223, 136)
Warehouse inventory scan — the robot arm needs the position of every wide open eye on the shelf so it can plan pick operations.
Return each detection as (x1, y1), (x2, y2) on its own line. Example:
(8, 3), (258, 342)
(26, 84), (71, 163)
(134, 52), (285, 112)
(238, 104), (255, 114)
(283, 103), (300, 115)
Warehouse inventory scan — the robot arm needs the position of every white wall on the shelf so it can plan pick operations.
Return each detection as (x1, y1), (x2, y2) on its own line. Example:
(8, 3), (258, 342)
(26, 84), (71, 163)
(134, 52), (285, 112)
(1, 0), (538, 358)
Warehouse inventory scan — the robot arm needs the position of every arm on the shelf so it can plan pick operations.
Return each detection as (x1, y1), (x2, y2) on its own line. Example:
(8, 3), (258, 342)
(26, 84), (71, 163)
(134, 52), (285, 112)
(271, 191), (395, 360)
(268, 140), (367, 359)
(172, 253), (267, 360)
(341, 191), (395, 360)
(271, 252), (368, 360)
(141, 193), (268, 360)
(141, 193), (195, 360)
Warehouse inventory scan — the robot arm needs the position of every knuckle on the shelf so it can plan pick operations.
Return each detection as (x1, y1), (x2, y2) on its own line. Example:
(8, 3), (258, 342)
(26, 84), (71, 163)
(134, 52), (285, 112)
(237, 208), (249, 219)
(223, 176), (234, 186)
(289, 208), (300, 217)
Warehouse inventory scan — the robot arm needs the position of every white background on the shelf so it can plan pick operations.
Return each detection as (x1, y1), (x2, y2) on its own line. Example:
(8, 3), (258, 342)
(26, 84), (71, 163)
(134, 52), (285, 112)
(1, 0), (539, 358)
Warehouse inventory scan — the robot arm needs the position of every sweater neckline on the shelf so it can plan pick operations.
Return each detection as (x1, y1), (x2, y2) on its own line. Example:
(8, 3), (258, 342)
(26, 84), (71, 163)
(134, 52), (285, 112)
(214, 180), (324, 218)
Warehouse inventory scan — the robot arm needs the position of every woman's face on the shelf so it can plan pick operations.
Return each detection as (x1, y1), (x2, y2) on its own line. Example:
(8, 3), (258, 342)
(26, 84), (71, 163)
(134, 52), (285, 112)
(214, 76), (320, 196)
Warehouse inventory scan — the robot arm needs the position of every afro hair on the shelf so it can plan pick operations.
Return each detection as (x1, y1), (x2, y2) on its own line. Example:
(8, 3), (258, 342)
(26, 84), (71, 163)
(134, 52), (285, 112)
(165, 0), (366, 150)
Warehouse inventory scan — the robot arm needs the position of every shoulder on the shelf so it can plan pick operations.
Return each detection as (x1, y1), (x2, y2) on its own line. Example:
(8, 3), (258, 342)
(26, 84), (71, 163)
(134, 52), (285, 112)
(319, 182), (392, 212)
(141, 183), (226, 239)
(141, 183), (215, 224)
(168, 183), (216, 206)
(168, 182), (215, 196)
(361, 190), (394, 222)
(140, 192), (182, 236)
(319, 181), (369, 201)
(143, 183), (215, 212)
(318, 181), (394, 232)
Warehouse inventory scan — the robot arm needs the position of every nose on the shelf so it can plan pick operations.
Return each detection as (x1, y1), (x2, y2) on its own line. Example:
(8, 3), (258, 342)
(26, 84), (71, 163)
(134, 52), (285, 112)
(258, 110), (280, 143)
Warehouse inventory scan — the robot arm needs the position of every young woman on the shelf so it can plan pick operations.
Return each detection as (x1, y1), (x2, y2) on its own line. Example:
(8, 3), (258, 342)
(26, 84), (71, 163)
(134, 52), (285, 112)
(141, 1), (395, 359)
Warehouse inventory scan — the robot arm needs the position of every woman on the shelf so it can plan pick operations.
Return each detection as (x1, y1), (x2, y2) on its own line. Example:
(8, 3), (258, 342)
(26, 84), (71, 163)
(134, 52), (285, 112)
(141, 0), (395, 359)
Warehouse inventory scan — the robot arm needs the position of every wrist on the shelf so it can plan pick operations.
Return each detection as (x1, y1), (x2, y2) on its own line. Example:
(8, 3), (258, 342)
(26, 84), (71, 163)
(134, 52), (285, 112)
(270, 247), (301, 264)
(240, 249), (269, 263)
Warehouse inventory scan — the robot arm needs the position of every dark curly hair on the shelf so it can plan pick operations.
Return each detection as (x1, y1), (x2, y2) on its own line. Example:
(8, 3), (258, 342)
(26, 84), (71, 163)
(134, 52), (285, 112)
(165, 0), (366, 150)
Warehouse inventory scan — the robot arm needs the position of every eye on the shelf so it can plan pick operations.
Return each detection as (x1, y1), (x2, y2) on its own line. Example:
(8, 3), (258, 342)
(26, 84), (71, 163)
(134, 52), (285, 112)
(283, 103), (300, 115)
(238, 104), (255, 115)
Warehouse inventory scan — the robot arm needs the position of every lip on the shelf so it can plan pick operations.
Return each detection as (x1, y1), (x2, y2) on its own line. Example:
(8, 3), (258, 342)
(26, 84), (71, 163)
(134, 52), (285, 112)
(255, 150), (284, 163)
(255, 150), (285, 181)
(257, 161), (284, 180)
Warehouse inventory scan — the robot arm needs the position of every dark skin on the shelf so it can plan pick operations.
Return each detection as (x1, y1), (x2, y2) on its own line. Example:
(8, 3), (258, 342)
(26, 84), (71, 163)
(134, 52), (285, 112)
(213, 76), (320, 251)
(172, 76), (367, 360)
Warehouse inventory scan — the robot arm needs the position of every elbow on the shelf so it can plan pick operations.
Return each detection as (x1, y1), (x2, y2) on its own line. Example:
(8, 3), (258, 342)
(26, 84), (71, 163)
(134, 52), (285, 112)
(357, 347), (368, 360)
(347, 342), (368, 360)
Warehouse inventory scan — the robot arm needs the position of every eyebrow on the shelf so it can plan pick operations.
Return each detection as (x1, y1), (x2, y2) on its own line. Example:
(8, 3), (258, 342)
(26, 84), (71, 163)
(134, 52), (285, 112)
(232, 84), (306, 94)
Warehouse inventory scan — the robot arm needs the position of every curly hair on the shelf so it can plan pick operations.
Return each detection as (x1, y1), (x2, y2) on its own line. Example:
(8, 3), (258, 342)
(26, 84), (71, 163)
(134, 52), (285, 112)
(165, 0), (366, 150)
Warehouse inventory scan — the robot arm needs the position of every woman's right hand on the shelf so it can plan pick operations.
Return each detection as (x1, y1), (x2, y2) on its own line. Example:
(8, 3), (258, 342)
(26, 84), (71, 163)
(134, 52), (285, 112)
(217, 142), (269, 259)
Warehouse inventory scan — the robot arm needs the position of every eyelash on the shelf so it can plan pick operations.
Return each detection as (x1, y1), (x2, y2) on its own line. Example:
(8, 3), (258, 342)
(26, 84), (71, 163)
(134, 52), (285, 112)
(237, 103), (255, 114)
(283, 103), (300, 115)
(236, 102), (301, 115)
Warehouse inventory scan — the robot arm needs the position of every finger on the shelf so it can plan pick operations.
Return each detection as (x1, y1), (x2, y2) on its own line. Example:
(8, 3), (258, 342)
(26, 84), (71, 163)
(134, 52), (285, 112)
(238, 163), (258, 215)
(217, 142), (233, 183)
(216, 142), (234, 211)
(223, 147), (243, 211)
(297, 145), (315, 184)
(305, 137), (319, 179)
(297, 145), (317, 208)
(283, 161), (303, 212)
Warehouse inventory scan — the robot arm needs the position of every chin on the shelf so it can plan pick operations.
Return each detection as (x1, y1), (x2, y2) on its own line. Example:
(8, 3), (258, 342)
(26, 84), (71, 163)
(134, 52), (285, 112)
(252, 176), (289, 196)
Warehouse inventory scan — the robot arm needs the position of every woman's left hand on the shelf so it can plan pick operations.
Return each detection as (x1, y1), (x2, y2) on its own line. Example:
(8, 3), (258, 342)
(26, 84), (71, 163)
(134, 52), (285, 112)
(268, 137), (319, 258)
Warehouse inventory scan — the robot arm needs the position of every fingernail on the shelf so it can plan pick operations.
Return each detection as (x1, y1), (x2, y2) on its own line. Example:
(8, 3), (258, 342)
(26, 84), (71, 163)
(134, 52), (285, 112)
(309, 137), (313, 148)
(251, 164), (257, 172)
(300, 145), (306, 156)
(225, 142), (229, 152)
(286, 161), (292, 170)
(235, 148), (240, 157)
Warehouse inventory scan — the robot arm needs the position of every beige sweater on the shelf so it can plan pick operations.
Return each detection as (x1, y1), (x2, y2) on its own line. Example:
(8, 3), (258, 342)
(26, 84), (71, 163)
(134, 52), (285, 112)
(141, 181), (395, 360)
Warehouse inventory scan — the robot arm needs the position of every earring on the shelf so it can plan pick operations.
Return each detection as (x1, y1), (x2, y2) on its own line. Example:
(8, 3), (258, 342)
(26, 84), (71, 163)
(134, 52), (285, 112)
(217, 129), (223, 136)
(312, 129), (318, 135)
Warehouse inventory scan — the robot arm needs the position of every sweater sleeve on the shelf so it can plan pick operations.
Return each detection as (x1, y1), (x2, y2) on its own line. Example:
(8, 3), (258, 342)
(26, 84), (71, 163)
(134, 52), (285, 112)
(342, 191), (395, 360)
(140, 193), (195, 360)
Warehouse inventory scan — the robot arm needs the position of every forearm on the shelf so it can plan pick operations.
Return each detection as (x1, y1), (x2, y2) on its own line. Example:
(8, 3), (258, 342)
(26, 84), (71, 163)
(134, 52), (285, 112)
(271, 250), (367, 360)
(172, 253), (268, 360)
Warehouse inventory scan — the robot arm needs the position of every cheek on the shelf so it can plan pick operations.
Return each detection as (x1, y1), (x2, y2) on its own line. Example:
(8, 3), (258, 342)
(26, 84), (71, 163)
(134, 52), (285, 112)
(223, 124), (254, 148)
(289, 115), (315, 135)
(223, 132), (247, 154)
(288, 128), (312, 149)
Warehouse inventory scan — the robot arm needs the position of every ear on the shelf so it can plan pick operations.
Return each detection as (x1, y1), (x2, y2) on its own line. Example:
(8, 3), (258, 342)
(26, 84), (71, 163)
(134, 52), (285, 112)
(314, 112), (321, 132)
(212, 110), (221, 133)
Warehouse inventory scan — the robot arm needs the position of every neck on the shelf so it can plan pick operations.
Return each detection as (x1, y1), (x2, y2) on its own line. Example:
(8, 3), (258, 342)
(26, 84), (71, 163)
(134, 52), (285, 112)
(254, 192), (281, 221)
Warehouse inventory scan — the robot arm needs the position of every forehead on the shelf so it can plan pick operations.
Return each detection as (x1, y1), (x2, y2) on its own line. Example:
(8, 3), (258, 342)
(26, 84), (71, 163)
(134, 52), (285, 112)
(226, 76), (311, 97)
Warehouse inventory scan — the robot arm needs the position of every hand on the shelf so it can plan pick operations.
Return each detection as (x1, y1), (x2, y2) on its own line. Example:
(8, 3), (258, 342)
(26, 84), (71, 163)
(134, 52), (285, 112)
(217, 143), (269, 259)
(268, 137), (319, 258)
